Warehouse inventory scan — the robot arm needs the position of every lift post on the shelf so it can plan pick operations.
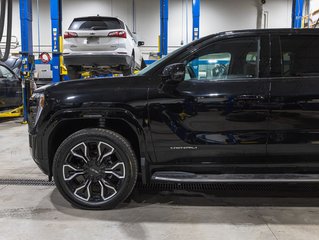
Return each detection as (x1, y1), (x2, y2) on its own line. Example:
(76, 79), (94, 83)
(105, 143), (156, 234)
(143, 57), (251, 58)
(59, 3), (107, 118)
(191, 0), (200, 76)
(192, 0), (200, 40)
(19, 0), (34, 122)
(292, 0), (304, 28)
(50, 0), (62, 82)
(159, 0), (168, 57)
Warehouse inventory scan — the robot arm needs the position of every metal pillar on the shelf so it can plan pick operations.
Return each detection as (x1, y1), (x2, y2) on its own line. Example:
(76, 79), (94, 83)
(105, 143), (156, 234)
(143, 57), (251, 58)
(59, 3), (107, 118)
(50, 0), (62, 82)
(160, 0), (168, 57)
(191, 0), (200, 76)
(19, 0), (33, 122)
(132, 0), (136, 33)
(292, 0), (304, 28)
(192, 0), (200, 41)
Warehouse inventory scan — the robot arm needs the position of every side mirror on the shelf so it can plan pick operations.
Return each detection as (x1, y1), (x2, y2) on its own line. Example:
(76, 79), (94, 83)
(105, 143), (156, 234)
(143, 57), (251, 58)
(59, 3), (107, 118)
(162, 63), (185, 85)
(138, 41), (145, 46)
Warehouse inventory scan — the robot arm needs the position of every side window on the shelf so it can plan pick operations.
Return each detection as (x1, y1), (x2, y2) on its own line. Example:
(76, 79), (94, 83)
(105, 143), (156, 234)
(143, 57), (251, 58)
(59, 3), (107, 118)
(0, 66), (13, 79)
(185, 53), (231, 80)
(185, 38), (259, 81)
(246, 52), (257, 63)
(281, 36), (319, 77)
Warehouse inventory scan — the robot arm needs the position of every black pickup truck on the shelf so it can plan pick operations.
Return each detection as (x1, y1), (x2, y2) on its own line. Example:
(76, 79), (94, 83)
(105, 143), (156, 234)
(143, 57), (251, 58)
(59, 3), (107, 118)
(29, 29), (319, 209)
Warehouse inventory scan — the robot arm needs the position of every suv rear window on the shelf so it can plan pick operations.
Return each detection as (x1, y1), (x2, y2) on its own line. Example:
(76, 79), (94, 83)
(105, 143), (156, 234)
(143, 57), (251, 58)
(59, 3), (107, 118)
(69, 17), (124, 30)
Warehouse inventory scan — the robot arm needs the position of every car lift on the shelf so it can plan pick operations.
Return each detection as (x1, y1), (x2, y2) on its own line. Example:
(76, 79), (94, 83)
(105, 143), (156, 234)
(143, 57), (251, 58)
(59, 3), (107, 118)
(18, 0), (34, 122)
(50, 0), (63, 83)
(16, 0), (211, 119)
(15, 0), (63, 122)
(20, 0), (199, 84)
(23, 0), (63, 84)
(192, 0), (200, 41)
(292, 0), (304, 28)
(159, 0), (200, 57)
(159, 0), (168, 57)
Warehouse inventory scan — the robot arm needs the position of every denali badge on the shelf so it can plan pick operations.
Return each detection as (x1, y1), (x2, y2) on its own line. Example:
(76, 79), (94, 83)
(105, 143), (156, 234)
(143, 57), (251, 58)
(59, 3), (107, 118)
(170, 146), (198, 150)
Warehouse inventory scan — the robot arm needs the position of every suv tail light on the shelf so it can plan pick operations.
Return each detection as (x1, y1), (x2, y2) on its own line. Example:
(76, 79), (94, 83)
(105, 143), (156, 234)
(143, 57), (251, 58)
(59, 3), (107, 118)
(107, 31), (127, 38)
(64, 32), (78, 39)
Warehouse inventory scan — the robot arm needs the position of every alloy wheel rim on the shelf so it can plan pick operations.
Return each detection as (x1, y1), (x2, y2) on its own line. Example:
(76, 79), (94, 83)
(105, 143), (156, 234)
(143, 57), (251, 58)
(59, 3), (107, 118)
(62, 141), (126, 203)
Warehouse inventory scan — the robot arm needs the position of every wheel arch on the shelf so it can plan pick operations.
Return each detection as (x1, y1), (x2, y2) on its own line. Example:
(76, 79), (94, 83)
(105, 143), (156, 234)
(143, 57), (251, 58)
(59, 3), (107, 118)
(45, 108), (147, 179)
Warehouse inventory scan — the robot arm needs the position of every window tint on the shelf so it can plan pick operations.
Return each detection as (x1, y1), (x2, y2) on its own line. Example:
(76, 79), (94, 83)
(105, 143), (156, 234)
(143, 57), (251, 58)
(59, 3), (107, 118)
(185, 38), (259, 81)
(0, 66), (13, 78)
(69, 18), (124, 30)
(281, 36), (319, 76)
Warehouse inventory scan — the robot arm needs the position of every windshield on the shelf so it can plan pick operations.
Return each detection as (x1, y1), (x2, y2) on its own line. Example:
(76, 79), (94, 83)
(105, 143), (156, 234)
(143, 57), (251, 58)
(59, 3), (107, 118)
(137, 55), (169, 76)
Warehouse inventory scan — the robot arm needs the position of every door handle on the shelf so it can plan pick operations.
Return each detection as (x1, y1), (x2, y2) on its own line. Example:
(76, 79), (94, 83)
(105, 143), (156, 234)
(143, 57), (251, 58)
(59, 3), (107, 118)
(237, 95), (265, 100)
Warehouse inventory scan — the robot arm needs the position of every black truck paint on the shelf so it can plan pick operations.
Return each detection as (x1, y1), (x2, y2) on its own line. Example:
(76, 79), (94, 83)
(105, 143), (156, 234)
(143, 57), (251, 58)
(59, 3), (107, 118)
(29, 29), (319, 183)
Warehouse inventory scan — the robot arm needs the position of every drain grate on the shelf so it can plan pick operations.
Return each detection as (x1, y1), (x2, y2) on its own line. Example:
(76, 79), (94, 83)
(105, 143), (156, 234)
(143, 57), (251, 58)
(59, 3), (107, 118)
(0, 178), (55, 186)
(0, 178), (319, 197)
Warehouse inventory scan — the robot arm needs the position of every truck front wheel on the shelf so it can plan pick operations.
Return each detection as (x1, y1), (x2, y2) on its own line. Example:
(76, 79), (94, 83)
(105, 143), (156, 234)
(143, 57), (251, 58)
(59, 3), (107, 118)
(53, 128), (138, 210)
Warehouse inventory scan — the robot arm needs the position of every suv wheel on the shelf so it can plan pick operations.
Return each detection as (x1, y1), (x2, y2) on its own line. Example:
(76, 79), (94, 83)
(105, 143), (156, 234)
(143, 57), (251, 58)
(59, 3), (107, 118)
(53, 128), (138, 210)
(67, 66), (82, 79)
(141, 58), (147, 69)
(123, 54), (135, 76)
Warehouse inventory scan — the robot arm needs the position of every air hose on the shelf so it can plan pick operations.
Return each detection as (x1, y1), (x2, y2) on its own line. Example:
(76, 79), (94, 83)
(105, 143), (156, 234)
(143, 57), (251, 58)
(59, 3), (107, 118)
(0, 0), (7, 58)
(2, 0), (12, 61)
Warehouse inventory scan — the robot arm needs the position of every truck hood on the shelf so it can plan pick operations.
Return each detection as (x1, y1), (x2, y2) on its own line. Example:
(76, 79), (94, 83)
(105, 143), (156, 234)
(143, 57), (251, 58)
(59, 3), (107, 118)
(40, 75), (154, 109)
(37, 75), (152, 93)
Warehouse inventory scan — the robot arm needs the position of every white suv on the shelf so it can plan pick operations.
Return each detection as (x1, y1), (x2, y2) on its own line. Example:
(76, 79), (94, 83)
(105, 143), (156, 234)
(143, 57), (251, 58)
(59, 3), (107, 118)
(63, 16), (145, 78)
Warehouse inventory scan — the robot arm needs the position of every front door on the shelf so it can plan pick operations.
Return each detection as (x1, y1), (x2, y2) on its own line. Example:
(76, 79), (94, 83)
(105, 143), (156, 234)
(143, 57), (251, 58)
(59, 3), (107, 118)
(148, 36), (271, 173)
(0, 65), (21, 108)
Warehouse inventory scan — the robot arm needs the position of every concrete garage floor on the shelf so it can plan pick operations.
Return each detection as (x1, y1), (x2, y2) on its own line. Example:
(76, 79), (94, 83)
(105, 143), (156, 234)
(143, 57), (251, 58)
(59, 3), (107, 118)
(1, 119), (319, 240)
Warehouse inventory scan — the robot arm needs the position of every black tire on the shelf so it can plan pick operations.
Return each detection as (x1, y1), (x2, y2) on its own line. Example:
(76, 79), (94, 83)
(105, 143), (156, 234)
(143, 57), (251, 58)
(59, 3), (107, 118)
(141, 58), (147, 69)
(122, 54), (135, 76)
(122, 69), (132, 76)
(67, 66), (82, 79)
(53, 128), (138, 210)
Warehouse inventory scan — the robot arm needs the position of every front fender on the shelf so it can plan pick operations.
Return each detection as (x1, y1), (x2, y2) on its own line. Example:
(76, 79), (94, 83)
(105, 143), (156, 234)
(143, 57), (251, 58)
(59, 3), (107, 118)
(39, 106), (152, 178)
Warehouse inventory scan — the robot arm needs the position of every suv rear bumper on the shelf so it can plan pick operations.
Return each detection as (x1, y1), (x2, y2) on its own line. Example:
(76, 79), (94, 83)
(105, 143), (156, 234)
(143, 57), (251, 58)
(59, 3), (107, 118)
(63, 53), (132, 67)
